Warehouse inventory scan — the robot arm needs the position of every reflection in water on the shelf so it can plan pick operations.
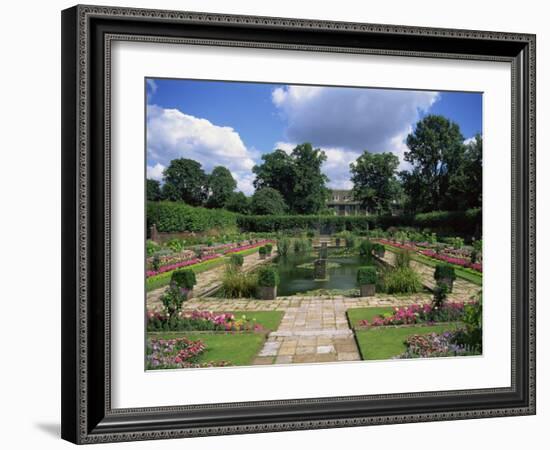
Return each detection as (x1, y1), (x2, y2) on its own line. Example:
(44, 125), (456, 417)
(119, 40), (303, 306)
(276, 251), (373, 296)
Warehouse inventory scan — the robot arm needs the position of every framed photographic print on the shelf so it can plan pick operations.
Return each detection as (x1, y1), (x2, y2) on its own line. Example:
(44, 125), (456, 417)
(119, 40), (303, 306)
(61, 4), (536, 444)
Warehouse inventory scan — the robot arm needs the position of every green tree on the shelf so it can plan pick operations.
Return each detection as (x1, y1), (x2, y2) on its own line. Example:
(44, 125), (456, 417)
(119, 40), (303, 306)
(162, 158), (208, 206)
(146, 179), (161, 201)
(225, 191), (250, 214)
(350, 151), (401, 214)
(252, 143), (328, 214)
(446, 134), (482, 209)
(402, 115), (466, 212)
(250, 187), (287, 215)
(206, 166), (237, 208)
(291, 143), (329, 214)
(252, 149), (295, 205)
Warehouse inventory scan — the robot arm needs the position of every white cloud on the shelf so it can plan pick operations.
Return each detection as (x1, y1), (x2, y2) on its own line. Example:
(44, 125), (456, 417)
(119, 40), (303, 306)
(464, 136), (476, 145)
(146, 79), (157, 95)
(147, 105), (257, 195)
(147, 162), (165, 181)
(272, 85), (438, 165)
(273, 141), (296, 154)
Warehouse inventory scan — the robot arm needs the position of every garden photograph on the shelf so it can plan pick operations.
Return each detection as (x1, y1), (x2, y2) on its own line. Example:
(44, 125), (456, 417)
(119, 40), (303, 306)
(145, 78), (483, 370)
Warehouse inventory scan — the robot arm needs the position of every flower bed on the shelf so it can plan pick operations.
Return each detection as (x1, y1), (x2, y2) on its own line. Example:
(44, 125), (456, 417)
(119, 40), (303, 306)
(420, 249), (482, 272)
(146, 337), (231, 369)
(146, 253), (221, 278)
(357, 302), (470, 328)
(225, 239), (275, 255)
(147, 310), (265, 332)
(397, 331), (476, 358)
(377, 239), (482, 273)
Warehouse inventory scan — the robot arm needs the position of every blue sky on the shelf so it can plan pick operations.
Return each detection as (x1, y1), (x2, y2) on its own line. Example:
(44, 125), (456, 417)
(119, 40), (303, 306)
(146, 78), (482, 195)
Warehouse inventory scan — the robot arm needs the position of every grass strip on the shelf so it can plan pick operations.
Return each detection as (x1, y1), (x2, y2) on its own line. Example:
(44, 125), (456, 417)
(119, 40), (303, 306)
(148, 332), (266, 366)
(355, 323), (460, 360)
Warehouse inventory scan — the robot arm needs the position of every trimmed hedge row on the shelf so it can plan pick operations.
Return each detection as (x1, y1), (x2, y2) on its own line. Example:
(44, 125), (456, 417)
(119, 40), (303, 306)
(147, 201), (238, 233)
(147, 201), (481, 237)
(237, 208), (481, 235)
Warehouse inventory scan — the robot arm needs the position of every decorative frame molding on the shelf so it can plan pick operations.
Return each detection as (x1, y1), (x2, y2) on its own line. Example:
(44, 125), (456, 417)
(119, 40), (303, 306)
(61, 4), (536, 444)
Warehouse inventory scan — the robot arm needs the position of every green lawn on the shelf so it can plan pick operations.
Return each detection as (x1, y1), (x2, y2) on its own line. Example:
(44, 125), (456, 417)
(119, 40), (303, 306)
(149, 332), (266, 366)
(347, 307), (394, 328)
(355, 323), (460, 360)
(224, 310), (284, 331)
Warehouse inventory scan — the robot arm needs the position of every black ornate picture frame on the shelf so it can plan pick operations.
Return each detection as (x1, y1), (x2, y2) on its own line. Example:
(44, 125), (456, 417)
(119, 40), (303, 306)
(61, 4), (536, 444)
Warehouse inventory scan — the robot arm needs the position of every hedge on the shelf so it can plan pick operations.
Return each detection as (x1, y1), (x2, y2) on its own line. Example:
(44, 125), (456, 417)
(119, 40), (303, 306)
(147, 201), (238, 233)
(237, 208), (481, 236)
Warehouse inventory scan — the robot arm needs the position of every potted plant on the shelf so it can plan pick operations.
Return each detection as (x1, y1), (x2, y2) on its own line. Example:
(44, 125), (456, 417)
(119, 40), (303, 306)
(229, 253), (244, 269)
(434, 263), (456, 292)
(170, 268), (197, 300)
(257, 266), (279, 300)
(258, 245), (267, 260)
(357, 266), (377, 297)
(372, 243), (385, 258)
(265, 243), (273, 257)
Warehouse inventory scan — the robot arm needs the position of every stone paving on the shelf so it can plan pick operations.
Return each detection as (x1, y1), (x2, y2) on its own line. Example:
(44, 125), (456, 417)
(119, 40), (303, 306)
(147, 247), (482, 366)
(147, 250), (277, 310)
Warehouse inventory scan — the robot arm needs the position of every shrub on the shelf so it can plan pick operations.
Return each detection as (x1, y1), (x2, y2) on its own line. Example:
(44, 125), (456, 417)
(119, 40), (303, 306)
(229, 253), (244, 267)
(170, 269), (197, 290)
(381, 267), (422, 294)
(220, 266), (258, 298)
(446, 236), (464, 249)
(257, 266), (279, 287)
(358, 239), (374, 258)
(306, 230), (315, 238)
(165, 238), (184, 253)
(277, 237), (291, 256)
(265, 243), (273, 254)
(456, 293), (483, 351)
(357, 266), (377, 285)
(394, 249), (412, 269)
(160, 286), (188, 317)
(293, 238), (311, 253)
(434, 263), (456, 281)
(432, 282), (449, 310)
(146, 239), (159, 256)
(151, 255), (161, 272)
(147, 201), (237, 233)
(372, 243), (385, 257)
(258, 246), (267, 256)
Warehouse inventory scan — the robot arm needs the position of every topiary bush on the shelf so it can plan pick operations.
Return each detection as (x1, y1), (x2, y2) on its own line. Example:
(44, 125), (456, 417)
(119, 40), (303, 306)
(372, 243), (385, 257)
(434, 263), (456, 281)
(358, 239), (374, 259)
(258, 246), (267, 256)
(357, 266), (377, 285)
(257, 266), (279, 287)
(170, 269), (197, 290)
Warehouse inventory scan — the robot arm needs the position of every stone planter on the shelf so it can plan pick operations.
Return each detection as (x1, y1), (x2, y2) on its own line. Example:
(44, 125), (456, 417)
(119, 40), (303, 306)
(184, 289), (194, 301)
(335, 238), (341, 248)
(375, 249), (385, 258)
(259, 254), (266, 260)
(359, 284), (376, 297)
(437, 277), (454, 292)
(258, 286), (277, 300)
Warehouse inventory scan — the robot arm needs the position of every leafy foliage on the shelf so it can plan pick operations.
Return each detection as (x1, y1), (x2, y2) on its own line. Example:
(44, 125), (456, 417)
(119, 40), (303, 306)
(350, 151), (401, 214)
(380, 267), (422, 294)
(162, 158), (208, 206)
(147, 201), (237, 233)
(221, 266), (258, 298)
(357, 266), (377, 285)
(206, 166), (237, 209)
(170, 269), (197, 290)
(147, 179), (162, 201)
(253, 143), (329, 214)
(434, 263), (456, 281)
(257, 266), (279, 287)
(250, 187), (288, 215)
(394, 249), (412, 269)
(229, 253), (244, 267)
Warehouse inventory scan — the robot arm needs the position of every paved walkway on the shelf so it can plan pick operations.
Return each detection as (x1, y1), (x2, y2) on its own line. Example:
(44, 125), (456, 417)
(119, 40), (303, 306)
(379, 250), (481, 302)
(147, 250), (277, 309)
(180, 293), (433, 365)
(148, 247), (481, 366)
